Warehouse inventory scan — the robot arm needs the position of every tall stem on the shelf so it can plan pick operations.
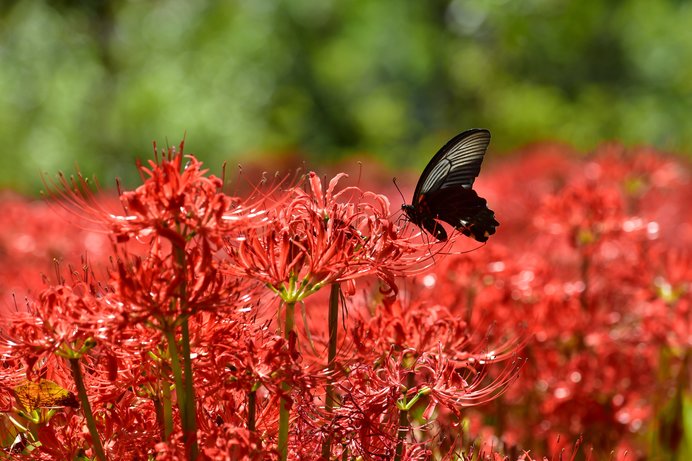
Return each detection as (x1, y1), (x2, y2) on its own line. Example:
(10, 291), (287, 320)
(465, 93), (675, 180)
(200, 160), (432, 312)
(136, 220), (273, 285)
(164, 327), (195, 459)
(69, 358), (107, 461)
(394, 372), (416, 461)
(248, 388), (257, 432)
(153, 396), (165, 440)
(173, 243), (199, 460)
(321, 283), (340, 459)
(161, 378), (174, 439)
(278, 301), (296, 461)
(180, 318), (199, 459)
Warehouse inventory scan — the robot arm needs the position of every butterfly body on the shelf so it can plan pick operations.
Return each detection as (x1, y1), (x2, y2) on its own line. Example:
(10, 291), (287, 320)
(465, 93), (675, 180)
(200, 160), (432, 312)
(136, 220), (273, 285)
(403, 129), (498, 242)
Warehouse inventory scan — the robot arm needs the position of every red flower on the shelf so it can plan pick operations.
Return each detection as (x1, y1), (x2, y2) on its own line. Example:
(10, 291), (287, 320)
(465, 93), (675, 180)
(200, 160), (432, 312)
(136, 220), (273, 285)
(0, 279), (118, 371)
(226, 172), (429, 303)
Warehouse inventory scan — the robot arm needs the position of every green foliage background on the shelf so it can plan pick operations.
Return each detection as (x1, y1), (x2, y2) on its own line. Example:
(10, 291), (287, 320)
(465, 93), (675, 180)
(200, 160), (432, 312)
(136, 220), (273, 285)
(1, 0), (691, 192)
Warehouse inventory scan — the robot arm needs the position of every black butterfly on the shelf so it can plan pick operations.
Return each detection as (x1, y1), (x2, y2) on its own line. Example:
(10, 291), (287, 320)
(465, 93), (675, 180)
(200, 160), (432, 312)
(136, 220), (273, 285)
(402, 128), (499, 242)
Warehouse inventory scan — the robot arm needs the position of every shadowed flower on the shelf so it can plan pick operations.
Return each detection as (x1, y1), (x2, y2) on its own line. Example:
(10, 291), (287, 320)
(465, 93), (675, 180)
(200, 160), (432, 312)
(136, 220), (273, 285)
(536, 179), (625, 249)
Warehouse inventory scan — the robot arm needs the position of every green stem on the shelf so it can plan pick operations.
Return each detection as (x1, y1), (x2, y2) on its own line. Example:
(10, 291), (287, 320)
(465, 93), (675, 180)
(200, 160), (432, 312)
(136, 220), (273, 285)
(180, 318), (199, 459)
(278, 301), (296, 461)
(172, 241), (199, 460)
(394, 372), (416, 461)
(248, 387), (257, 432)
(161, 377), (174, 440)
(69, 358), (107, 461)
(152, 397), (164, 440)
(321, 283), (340, 459)
(394, 406), (410, 461)
(164, 330), (188, 430)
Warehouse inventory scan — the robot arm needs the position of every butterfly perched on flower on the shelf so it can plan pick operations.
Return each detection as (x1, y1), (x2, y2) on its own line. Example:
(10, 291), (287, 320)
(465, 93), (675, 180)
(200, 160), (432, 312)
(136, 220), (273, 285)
(13, 379), (79, 412)
(402, 128), (499, 242)
(1, 380), (78, 453)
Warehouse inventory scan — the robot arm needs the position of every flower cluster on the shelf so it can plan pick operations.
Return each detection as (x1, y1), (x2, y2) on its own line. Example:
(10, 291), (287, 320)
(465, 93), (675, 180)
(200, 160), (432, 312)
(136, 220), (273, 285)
(225, 171), (428, 304)
(0, 140), (688, 460)
(0, 142), (517, 461)
(420, 145), (690, 459)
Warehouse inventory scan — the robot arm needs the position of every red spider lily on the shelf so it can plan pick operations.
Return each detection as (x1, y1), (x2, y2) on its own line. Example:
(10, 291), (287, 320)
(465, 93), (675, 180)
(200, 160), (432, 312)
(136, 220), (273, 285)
(350, 298), (522, 366)
(33, 145), (283, 459)
(305, 347), (518, 460)
(536, 180), (625, 251)
(39, 143), (275, 322)
(192, 311), (293, 397)
(111, 241), (257, 324)
(198, 424), (265, 461)
(282, 276), (524, 459)
(43, 142), (271, 243)
(111, 152), (240, 246)
(226, 171), (431, 304)
(0, 280), (118, 372)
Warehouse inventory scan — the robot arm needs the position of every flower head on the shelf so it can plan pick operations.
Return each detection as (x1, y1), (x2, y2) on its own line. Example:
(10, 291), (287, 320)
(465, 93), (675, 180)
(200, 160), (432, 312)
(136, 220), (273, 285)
(227, 172), (427, 303)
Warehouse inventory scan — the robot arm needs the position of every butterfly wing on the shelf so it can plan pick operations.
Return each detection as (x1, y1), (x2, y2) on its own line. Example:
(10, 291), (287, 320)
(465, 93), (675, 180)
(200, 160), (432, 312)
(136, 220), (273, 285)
(424, 187), (499, 242)
(13, 380), (79, 412)
(414, 129), (491, 198)
(405, 129), (498, 242)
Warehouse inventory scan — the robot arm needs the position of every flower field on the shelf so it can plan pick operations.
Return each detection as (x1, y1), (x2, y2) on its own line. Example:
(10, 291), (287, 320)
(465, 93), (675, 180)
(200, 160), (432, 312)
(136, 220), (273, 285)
(0, 142), (689, 460)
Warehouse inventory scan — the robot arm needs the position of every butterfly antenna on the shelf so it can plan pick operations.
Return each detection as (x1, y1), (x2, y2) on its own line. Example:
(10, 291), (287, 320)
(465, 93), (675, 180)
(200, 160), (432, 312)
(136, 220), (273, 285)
(392, 177), (406, 203)
(232, 164), (243, 197)
(221, 160), (228, 188)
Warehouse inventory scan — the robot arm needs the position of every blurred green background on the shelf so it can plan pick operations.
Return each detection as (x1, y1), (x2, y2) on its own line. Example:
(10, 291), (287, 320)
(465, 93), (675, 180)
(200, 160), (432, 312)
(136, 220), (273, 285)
(1, 0), (691, 192)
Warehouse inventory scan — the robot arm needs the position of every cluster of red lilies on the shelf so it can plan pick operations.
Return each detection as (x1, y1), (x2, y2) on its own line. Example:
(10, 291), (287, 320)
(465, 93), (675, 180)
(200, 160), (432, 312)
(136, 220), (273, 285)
(0, 141), (689, 460)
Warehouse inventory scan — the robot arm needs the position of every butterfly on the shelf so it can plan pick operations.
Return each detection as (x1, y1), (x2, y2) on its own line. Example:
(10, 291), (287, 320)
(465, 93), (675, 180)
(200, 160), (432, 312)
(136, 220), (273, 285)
(13, 379), (79, 412)
(2, 380), (78, 453)
(402, 128), (499, 242)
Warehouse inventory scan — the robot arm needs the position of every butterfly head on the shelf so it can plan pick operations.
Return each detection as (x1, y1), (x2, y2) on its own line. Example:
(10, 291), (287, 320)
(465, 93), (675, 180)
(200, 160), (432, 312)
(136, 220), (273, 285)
(402, 202), (449, 241)
(401, 203), (416, 220)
